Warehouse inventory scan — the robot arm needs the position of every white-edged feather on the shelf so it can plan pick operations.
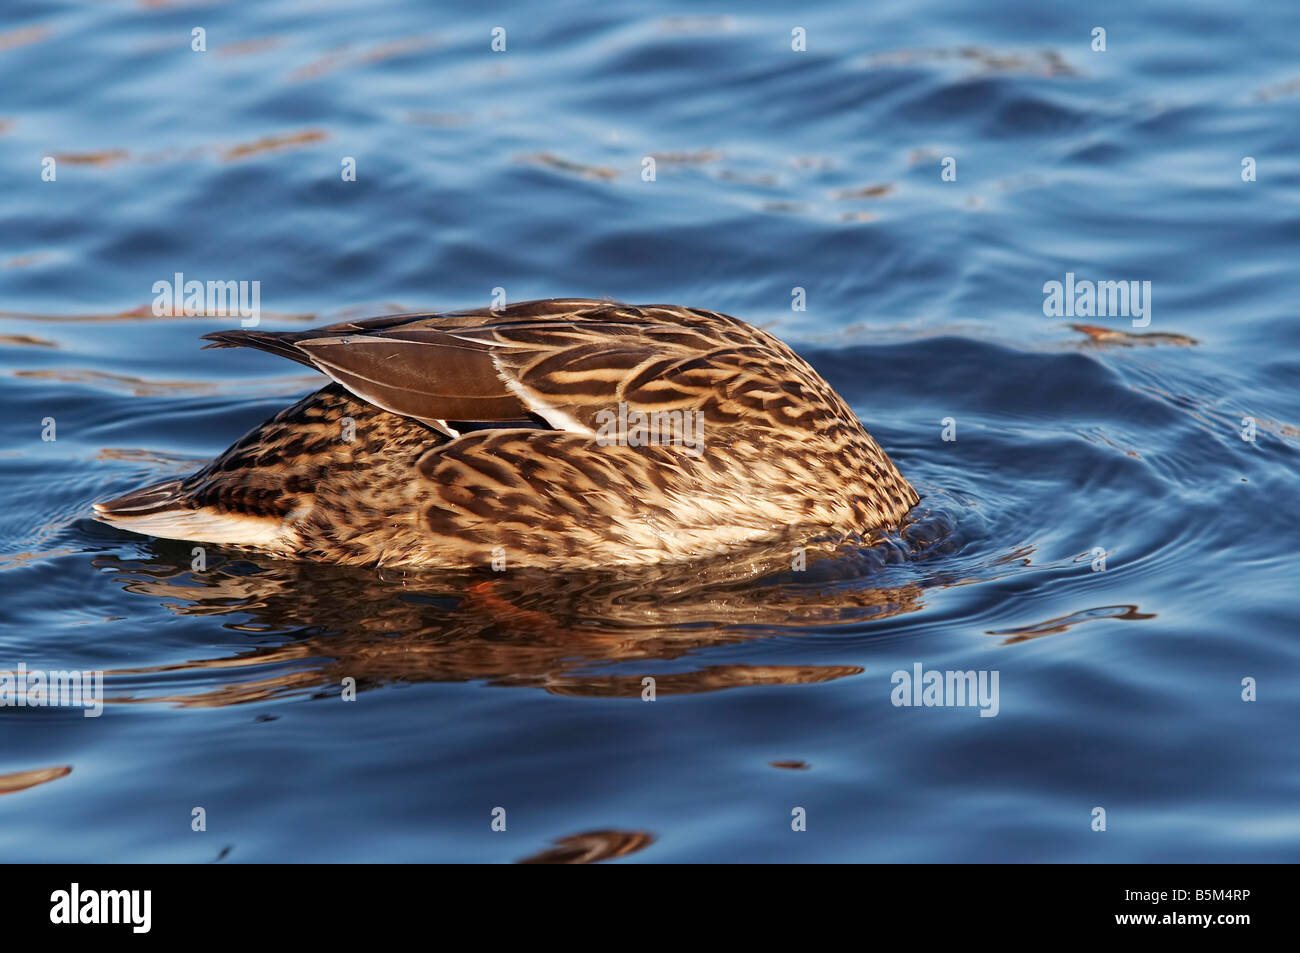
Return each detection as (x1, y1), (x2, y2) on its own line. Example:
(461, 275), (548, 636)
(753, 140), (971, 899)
(93, 503), (292, 548)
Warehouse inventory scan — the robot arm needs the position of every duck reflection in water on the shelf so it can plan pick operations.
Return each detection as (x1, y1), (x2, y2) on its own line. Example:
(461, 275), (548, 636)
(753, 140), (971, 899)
(88, 515), (956, 709)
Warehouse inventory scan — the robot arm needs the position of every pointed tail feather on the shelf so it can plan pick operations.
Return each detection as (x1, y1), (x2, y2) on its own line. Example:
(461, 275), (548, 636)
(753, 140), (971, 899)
(93, 478), (289, 547)
(93, 478), (186, 517)
(200, 330), (319, 368)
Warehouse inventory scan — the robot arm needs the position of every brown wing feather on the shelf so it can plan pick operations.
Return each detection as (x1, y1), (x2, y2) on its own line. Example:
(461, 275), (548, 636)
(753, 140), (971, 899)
(478, 323), (719, 431)
(294, 330), (525, 426)
(465, 309), (837, 438)
(196, 299), (817, 438)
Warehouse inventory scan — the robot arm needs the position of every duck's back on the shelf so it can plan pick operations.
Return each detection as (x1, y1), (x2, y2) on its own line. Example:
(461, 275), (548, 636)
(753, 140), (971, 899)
(94, 300), (919, 568)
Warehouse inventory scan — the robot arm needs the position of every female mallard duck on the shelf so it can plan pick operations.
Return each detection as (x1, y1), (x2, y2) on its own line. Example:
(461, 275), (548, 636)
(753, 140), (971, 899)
(94, 299), (918, 569)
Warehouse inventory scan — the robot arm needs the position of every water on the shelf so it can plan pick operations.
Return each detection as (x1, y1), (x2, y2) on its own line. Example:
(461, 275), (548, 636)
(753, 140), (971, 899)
(2, 0), (1298, 862)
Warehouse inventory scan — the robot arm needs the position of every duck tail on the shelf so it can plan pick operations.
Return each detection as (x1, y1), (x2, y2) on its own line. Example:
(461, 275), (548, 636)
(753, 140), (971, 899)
(200, 329), (318, 368)
(93, 478), (289, 548)
(93, 477), (186, 519)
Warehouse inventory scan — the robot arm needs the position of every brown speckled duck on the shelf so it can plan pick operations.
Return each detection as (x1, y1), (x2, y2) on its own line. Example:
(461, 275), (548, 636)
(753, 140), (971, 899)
(94, 299), (918, 568)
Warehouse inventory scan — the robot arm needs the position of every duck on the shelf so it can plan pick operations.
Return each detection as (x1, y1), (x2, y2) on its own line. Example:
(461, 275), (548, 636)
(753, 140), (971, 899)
(93, 298), (919, 569)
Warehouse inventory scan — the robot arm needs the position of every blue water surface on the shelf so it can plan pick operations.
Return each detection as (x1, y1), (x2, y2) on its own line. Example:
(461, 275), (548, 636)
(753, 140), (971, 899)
(1, 0), (1298, 862)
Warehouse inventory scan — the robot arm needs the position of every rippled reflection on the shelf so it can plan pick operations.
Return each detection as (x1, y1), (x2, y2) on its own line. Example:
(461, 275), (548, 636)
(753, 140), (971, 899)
(986, 605), (1156, 644)
(0, 765), (71, 795)
(517, 829), (654, 864)
(89, 514), (959, 708)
